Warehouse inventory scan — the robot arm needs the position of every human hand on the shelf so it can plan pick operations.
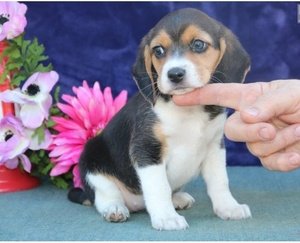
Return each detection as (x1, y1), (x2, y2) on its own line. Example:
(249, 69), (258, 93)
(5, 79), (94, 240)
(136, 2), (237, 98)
(173, 79), (300, 171)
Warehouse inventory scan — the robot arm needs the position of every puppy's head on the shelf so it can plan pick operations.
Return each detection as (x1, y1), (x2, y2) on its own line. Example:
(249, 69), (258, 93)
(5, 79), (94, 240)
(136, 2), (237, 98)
(132, 8), (250, 103)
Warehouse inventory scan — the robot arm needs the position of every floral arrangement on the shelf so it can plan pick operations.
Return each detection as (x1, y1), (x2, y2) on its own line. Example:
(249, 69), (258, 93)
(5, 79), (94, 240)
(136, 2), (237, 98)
(0, 2), (128, 189)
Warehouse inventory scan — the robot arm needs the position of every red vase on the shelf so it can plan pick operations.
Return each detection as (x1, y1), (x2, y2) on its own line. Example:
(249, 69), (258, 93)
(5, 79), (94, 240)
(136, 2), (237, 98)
(0, 165), (40, 193)
(0, 41), (40, 193)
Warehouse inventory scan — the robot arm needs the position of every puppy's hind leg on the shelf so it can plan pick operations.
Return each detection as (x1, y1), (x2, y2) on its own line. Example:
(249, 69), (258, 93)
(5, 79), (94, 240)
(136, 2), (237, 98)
(87, 173), (130, 222)
(172, 191), (195, 210)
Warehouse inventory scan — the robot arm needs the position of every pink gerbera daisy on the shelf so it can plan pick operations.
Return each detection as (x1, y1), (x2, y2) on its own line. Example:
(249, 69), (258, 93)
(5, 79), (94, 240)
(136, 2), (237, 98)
(49, 81), (127, 188)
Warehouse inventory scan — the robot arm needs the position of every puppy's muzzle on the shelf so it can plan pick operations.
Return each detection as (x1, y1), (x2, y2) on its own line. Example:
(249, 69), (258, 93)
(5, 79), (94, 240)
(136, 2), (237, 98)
(167, 67), (186, 84)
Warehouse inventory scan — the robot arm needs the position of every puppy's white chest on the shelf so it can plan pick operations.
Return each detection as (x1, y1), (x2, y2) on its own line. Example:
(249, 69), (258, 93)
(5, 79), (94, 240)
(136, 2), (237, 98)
(165, 125), (205, 190)
(154, 100), (224, 191)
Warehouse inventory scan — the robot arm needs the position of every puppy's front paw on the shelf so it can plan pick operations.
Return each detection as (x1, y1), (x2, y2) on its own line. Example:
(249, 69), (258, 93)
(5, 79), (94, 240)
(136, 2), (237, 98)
(102, 203), (130, 223)
(172, 192), (195, 210)
(151, 213), (189, 231)
(214, 202), (251, 220)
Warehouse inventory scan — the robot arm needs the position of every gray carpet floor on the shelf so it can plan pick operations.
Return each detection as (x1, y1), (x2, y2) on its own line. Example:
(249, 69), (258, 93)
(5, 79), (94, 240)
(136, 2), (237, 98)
(0, 166), (299, 241)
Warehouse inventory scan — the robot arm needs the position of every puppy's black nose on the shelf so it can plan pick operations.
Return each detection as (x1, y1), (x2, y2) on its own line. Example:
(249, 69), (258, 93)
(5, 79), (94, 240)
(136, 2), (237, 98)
(167, 67), (185, 83)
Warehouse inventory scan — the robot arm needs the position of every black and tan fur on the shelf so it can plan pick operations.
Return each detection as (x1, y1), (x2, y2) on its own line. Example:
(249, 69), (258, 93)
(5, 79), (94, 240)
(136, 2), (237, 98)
(69, 8), (251, 230)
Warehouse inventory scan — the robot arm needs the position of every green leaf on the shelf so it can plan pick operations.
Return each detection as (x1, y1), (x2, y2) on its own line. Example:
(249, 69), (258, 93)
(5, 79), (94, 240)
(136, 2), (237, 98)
(50, 106), (61, 116)
(21, 40), (30, 55)
(37, 128), (45, 144)
(1, 47), (15, 61)
(46, 119), (56, 128)
(6, 62), (22, 70)
(9, 48), (21, 59)
(0, 51), (8, 62)
(9, 56), (23, 64)
(41, 162), (53, 175)
(0, 70), (9, 84)
(13, 34), (24, 47)
(32, 125), (45, 144)
(11, 73), (27, 86)
(23, 60), (31, 74)
(39, 150), (45, 157)
(36, 55), (48, 62)
(51, 177), (70, 190)
(34, 63), (52, 73)
(29, 152), (41, 165)
(28, 38), (44, 56)
(29, 59), (39, 71)
(54, 86), (60, 103)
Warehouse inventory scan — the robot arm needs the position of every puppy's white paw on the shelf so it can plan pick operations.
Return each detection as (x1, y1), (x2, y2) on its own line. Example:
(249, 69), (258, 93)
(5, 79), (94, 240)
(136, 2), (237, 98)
(214, 202), (251, 220)
(151, 213), (189, 231)
(172, 192), (195, 210)
(102, 203), (130, 222)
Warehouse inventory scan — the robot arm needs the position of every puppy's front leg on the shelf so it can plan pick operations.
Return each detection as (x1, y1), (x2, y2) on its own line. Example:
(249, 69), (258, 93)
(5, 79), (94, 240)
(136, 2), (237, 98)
(201, 143), (251, 220)
(136, 163), (188, 230)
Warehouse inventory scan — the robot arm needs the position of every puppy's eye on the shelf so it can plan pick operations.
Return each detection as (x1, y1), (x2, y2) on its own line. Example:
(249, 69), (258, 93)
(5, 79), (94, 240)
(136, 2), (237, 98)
(153, 46), (165, 58)
(190, 39), (207, 53)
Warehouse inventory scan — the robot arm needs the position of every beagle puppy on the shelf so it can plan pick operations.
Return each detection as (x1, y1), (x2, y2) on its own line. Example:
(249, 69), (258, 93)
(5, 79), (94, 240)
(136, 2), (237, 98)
(69, 8), (251, 230)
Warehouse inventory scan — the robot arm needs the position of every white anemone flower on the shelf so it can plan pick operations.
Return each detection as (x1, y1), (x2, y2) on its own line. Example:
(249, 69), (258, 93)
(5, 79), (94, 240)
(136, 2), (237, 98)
(0, 71), (59, 129)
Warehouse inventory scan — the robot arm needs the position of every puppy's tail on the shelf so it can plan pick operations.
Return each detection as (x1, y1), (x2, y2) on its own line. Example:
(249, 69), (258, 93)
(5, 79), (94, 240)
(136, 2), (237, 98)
(68, 187), (92, 206)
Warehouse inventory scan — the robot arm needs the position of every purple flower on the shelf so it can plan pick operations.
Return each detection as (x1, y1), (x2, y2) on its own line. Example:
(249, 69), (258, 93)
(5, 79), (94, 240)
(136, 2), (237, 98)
(0, 2), (27, 41)
(0, 115), (31, 172)
(0, 71), (59, 129)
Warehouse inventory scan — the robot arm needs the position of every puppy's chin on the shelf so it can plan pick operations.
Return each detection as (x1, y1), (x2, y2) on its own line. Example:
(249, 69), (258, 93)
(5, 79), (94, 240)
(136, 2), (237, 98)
(160, 85), (203, 95)
(158, 80), (205, 95)
(168, 87), (195, 95)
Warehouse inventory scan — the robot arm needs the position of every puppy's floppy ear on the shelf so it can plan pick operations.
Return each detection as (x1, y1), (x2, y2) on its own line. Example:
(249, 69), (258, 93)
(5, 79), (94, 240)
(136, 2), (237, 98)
(213, 27), (250, 84)
(132, 36), (157, 104)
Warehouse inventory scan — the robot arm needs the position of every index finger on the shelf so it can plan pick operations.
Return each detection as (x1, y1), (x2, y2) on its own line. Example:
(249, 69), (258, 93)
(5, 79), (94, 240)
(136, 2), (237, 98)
(172, 83), (259, 110)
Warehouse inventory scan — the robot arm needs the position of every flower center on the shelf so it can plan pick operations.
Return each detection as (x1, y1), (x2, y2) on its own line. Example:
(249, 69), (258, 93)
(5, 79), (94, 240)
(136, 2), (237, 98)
(26, 84), (40, 96)
(0, 14), (9, 25)
(4, 130), (13, 141)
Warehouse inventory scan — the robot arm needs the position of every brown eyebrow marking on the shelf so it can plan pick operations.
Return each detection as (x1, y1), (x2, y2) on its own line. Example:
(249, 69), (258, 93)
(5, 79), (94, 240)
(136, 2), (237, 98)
(144, 45), (154, 82)
(183, 37), (225, 85)
(150, 30), (172, 49)
(180, 25), (213, 46)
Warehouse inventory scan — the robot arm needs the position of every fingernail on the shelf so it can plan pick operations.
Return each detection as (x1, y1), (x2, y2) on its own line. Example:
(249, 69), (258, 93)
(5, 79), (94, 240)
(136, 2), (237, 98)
(245, 107), (259, 117)
(259, 127), (273, 140)
(295, 126), (300, 138)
